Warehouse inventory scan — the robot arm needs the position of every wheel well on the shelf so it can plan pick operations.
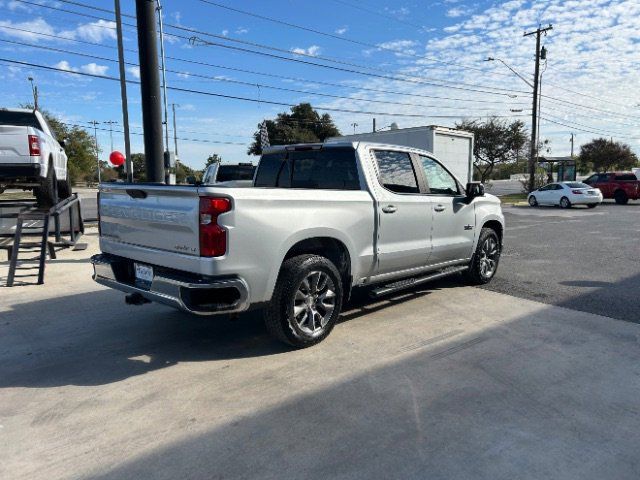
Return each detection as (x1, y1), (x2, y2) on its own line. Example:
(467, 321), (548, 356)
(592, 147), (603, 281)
(482, 220), (503, 245)
(284, 237), (352, 299)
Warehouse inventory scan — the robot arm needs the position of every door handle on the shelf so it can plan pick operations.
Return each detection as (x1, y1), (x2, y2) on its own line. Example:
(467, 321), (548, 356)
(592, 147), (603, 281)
(434, 204), (446, 212)
(382, 205), (397, 214)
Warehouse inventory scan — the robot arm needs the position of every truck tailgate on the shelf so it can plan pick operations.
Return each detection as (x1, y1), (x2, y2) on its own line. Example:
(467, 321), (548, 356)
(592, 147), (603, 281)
(99, 184), (201, 256)
(0, 126), (30, 160)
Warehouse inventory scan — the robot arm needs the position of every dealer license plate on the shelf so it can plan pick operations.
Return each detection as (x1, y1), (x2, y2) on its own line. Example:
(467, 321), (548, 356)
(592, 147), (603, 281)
(134, 262), (154, 287)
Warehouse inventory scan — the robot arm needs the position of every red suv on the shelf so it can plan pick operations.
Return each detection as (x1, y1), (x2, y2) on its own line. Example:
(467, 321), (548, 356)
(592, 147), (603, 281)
(583, 172), (640, 204)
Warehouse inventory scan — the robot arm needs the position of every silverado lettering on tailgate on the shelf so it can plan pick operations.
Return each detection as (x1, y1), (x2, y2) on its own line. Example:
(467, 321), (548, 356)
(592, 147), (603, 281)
(101, 204), (191, 225)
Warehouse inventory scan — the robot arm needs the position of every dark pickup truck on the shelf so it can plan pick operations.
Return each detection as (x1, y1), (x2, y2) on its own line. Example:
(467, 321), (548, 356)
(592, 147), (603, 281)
(583, 172), (640, 204)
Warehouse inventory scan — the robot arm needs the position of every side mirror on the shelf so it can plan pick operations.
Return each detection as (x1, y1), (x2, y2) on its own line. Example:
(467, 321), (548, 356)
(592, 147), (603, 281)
(59, 139), (66, 148)
(466, 182), (484, 200)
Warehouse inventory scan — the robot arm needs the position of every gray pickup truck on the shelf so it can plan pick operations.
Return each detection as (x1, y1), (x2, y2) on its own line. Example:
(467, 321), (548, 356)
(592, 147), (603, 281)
(92, 142), (504, 347)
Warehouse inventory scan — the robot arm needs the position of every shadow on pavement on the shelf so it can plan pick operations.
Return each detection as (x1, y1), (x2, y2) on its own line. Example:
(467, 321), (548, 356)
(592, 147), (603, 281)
(85, 278), (640, 480)
(0, 280), (455, 388)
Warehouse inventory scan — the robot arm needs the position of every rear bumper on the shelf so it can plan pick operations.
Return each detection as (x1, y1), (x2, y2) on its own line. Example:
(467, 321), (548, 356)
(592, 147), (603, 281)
(91, 253), (250, 315)
(0, 163), (41, 181)
(571, 194), (602, 204)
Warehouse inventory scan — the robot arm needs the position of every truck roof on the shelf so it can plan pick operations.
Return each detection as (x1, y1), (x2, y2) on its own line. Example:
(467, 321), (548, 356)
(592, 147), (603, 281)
(262, 141), (441, 159)
(0, 107), (36, 114)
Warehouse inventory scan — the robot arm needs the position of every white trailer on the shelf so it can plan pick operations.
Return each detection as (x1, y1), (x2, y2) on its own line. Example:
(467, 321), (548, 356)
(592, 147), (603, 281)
(327, 125), (474, 183)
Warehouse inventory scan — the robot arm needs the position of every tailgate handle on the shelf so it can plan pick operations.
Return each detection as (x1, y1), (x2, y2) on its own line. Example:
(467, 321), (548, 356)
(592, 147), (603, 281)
(126, 189), (148, 199)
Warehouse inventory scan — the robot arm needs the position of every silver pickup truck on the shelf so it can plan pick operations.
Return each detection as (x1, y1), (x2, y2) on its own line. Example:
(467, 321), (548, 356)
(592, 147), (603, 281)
(92, 142), (504, 347)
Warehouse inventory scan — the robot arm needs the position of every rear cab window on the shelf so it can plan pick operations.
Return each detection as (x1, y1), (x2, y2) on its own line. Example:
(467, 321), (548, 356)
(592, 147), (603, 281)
(254, 147), (360, 190)
(614, 174), (637, 181)
(0, 110), (40, 130)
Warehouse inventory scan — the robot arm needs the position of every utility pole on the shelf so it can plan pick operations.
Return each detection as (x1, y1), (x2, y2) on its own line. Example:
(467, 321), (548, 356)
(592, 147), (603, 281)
(372, 118), (376, 133)
(135, 0), (164, 183)
(104, 120), (118, 153)
(156, 0), (173, 184)
(351, 122), (358, 134)
(570, 133), (574, 157)
(524, 24), (553, 193)
(114, 0), (132, 182)
(171, 103), (179, 156)
(89, 120), (101, 183)
(27, 77), (38, 110)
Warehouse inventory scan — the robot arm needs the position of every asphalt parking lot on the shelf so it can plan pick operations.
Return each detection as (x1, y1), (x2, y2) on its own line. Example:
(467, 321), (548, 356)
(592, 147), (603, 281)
(1, 212), (640, 479)
(486, 201), (640, 323)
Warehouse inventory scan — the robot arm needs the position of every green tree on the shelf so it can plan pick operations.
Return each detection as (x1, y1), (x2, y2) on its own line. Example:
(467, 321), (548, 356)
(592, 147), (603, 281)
(205, 153), (223, 167)
(248, 103), (340, 155)
(578, 138), (639, 173)
(456, 117), (528, 183)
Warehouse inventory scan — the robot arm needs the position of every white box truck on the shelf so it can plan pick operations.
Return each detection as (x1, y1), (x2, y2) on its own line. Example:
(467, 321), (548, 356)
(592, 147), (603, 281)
(327, 125), (474, 183)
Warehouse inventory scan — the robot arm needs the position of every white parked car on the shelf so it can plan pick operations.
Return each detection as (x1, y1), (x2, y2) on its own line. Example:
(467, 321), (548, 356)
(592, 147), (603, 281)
(0, 108), (69, 206)
(528, 182), (603, 209)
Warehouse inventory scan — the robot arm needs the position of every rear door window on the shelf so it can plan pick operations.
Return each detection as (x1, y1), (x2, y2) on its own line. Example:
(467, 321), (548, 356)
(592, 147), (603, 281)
(615, 174), (637, 181)
(0, 110), (40, 129)
(373, 150), (419, 194)
(290, 148), (360, 190)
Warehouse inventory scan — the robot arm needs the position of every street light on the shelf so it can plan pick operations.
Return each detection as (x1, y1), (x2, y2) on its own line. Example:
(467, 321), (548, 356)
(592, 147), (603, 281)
(485, 57), (534, 88)
(27, 76), (38, 110)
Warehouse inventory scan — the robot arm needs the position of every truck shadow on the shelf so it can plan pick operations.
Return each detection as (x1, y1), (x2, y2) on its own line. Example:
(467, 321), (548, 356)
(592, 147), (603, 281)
(0, 280), (458, 388)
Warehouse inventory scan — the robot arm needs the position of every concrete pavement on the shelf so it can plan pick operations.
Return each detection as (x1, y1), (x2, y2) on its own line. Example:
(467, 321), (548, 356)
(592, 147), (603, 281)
(1, 230), (640, 480)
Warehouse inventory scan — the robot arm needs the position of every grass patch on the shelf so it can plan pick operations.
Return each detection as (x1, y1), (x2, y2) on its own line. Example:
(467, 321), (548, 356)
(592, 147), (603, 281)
(498, 193), (528, 204)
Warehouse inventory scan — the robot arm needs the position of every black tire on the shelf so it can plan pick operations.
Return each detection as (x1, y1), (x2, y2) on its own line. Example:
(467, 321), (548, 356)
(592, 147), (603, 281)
(587, 204), (597, 209)
(34, 159), (58, 208)
(57, 178), (72, 199)
(528, 195), (538, 207)
(559, 196), (571, 209)
(465, 227), (501, 285)
(263, 254), (343, 348)
(614, 190), (628, 205)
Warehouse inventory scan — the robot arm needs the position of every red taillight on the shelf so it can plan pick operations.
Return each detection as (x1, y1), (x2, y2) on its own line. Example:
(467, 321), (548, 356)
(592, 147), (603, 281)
(28, 135), (40, 156)
(572, 189), (583, 194)
(199, 197), (231, 257)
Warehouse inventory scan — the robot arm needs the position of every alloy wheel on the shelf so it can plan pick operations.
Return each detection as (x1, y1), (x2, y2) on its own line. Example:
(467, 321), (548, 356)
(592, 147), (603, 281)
(292, 271), (336, 337)
(479, 237), (499, 279)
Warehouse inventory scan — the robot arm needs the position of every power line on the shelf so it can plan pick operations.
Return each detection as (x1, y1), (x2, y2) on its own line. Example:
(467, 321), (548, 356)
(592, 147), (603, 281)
(540, 116), (637, 141)
(195, 0), (506, 76)
(8, 0), (528, 97)
(0, 58), (529, 121)
(0, 38), (526, 115)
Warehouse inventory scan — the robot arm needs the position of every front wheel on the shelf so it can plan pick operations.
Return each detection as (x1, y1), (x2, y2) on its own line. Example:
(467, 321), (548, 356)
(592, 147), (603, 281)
(560, 196), (571, 209)
(465, 228), (501, 285)
(528, 195), (538, 207)
(58, 178), (72, 200)
(263, 254), (343, 348)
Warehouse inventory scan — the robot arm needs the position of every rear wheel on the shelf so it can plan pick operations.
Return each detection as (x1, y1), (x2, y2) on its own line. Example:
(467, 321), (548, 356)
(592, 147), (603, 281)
(528, 195), (538, 207)
(34, 159), (58, 208)
(560, 196), (571, 209)
(614, 190), (628, 205)
(263, 254), (343, 348)
(465, 228), (501, 285)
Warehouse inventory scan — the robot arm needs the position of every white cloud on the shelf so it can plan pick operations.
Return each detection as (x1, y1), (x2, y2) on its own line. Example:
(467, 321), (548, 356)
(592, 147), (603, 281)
(53, 60), (76, 72)
(335, 26), (348, 35)
(235, 27), (249, 34)
(0, 18), (56, 42)
(221, 29), (229, 36)
(127, 66), (140, 79)
(446, 7), (471, 18)
(80, 63), (108, 76)
(377, 39), (420, 57)
(291, 45), (322, 56)
(72, 20), (116, 43)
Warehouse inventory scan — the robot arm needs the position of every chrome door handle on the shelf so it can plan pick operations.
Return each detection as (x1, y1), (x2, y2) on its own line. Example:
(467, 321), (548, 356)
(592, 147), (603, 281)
(382, 205), (397, 214)
(434, 205), (446, 212)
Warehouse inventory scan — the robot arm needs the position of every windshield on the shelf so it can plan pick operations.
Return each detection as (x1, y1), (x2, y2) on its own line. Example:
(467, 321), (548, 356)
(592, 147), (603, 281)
(565, 182), (590, 189)
(217, 165), (256, 182)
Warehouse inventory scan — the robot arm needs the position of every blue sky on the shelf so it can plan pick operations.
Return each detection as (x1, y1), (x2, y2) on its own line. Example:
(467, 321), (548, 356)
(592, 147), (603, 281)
(1, 0), (638, 170)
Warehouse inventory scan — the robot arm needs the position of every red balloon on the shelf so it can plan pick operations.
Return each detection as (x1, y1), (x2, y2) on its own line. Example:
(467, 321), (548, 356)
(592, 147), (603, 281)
(109, 151), (125, 166)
